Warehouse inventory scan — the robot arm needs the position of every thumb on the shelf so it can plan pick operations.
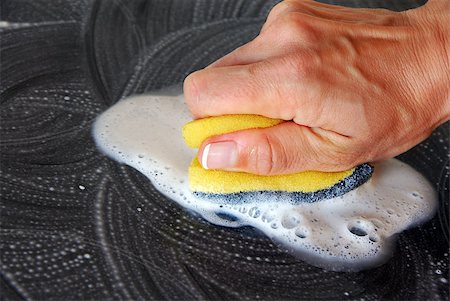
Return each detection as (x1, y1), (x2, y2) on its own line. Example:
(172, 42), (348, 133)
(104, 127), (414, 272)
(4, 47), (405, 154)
(197, 122), (354, 175)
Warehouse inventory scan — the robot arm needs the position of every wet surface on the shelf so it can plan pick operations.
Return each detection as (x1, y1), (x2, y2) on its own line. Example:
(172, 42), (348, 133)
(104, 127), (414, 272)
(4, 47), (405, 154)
(1, 0), (448, 300)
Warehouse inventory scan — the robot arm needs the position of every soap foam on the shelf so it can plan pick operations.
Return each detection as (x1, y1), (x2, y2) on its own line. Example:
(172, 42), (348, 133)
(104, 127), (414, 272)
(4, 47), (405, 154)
(93, 92), (437, 271)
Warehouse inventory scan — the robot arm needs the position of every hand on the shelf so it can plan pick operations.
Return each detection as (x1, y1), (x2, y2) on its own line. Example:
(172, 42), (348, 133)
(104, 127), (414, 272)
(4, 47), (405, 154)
(183, 0), (450, 175)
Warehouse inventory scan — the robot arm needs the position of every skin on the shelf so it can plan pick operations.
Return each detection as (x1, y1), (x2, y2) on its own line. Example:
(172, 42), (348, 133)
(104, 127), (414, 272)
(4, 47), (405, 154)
(183, 0), (450, 175)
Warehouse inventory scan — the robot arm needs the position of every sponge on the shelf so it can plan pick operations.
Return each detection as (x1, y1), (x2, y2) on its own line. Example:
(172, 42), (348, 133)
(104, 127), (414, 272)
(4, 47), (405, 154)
(183, 114), (283, 148)
(182, 114), (373, 203)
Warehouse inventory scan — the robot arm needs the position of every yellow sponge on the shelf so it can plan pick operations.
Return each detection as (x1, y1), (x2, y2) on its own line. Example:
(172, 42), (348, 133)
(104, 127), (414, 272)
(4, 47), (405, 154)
(188, 158), (353, 194)
(182, 114), (373, 201)
(182, 114), (283, 148)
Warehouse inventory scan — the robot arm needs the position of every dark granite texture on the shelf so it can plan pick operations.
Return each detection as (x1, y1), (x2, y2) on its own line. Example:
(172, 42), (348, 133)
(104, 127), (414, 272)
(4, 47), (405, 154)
(1, 0), (448, 300)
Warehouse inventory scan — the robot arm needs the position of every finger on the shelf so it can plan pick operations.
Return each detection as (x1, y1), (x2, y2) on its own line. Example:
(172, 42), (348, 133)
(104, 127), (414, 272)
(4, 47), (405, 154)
(265, 0), (392, 27)
(210, 2), (326, 69)
(207, 35), (274, 69)
(197, 122), (355, 175)
(184, 54), (315, 121)
(260, 1), (297, 33)
(206, 0), (289, 70)
(300, 4), (393, 25)
(261, 0), (326, 33)
(209, 13), (315, 68)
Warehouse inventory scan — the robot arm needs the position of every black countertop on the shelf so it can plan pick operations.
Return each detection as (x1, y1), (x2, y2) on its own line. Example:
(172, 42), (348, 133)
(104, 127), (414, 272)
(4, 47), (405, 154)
(1, 0), (448, 300)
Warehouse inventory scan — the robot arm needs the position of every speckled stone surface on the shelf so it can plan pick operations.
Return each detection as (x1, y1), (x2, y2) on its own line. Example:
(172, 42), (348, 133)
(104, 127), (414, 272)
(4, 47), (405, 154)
(1, 0), (448, 300)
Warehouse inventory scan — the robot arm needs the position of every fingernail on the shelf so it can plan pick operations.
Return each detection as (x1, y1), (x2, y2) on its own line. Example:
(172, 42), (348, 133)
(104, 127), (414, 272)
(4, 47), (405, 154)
(201, 141), (238, 170)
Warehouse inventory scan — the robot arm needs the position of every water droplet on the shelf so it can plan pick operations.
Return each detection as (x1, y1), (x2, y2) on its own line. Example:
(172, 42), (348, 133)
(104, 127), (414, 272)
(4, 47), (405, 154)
(348, 226), (367, 237)
(261, 211), (275, 223)
(281, 212), (302, 229)
(295, 227), (308, 239)
(248, 207), (261, 218)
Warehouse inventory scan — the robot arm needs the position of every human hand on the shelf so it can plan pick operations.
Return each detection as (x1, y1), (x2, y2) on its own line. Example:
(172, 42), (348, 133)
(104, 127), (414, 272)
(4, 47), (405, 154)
(183, 0), (450, 175)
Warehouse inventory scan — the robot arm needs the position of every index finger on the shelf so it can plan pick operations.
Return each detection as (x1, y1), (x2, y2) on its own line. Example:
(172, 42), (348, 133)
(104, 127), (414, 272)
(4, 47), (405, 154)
(183, 54), (311, 122)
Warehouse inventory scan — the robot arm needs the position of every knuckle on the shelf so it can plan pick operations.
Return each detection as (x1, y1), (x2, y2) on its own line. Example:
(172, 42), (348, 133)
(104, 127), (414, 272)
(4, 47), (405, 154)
(266, 1), (289, 22)
(250, 132), (287, 175)
(256, 134), (276, 175)
(278, 13), (304, 39)
(183, 71), (201, 102)
(183, 71), (207, 117)
(276, 12), (316, 44)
